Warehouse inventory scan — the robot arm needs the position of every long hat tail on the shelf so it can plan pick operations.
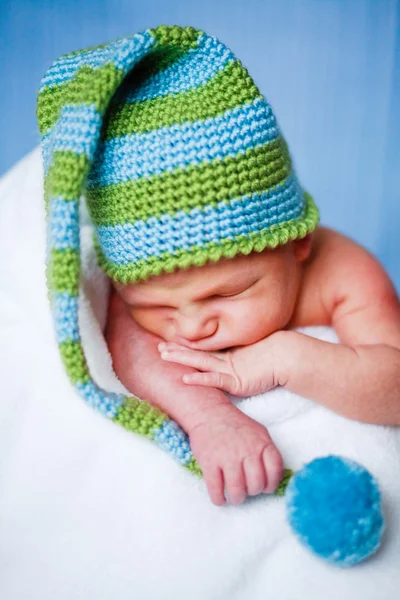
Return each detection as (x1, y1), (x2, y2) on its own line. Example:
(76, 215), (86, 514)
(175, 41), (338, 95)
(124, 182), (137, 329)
(36, 27), (209, 476)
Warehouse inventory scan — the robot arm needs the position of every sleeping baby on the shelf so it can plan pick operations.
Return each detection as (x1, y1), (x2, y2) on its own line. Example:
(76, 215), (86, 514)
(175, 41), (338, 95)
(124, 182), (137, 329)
(37, 25), (400, 508)
(105, 224), (400, 506)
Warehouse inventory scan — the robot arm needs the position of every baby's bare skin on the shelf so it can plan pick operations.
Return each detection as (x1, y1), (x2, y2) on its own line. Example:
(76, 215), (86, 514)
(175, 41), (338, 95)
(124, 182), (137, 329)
(105, 225), (400, 506)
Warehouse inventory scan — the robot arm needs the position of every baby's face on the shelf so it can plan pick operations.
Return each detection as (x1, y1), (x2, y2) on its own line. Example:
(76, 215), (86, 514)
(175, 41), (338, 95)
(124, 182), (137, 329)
(114, 237), (311, 351)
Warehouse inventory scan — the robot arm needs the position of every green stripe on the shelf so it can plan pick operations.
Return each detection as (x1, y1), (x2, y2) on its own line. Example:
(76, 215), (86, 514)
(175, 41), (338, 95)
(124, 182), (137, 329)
(274, 469), (295, 496)
(87, 138), (290, 226)
(102, 59), (262, 138)
(113, 396), (166, 438)
(150, 25), (202, 49)
(50, 248), (80, 295)
(37, 27), (202, 137)
(59, 340), (90, 384)
(37, 62), (125, 136)
(44, 151), (91, 209)
(93, 192), (320, 284)
(185, 457), (203, 476)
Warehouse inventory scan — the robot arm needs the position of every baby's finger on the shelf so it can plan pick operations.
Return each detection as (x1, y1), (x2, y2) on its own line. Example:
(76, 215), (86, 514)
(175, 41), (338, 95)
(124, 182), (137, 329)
(158, 341), (225, 360)
(203, 466), (226, 506)
(242, 455), (267, 496)
(160, 349), (225, 373)
(182, 371), (235, 393)
(223, 462), (246, 505)
(158, 342), (189, 351)
(262, 444), (284, 494)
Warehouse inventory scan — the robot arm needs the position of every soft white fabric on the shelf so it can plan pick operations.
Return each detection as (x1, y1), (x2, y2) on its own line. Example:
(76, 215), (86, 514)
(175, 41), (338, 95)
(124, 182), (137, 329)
(0, 147), (399, 600)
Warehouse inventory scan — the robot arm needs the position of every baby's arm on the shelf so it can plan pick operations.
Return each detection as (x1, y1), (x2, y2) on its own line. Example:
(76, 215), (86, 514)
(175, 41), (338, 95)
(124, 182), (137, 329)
(281, 233), (400, 424)
(105, 289), (283, 504)
(105, 288), (230, 433)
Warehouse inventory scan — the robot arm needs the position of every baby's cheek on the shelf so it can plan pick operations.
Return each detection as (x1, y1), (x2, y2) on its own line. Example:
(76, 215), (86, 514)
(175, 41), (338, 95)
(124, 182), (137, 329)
(129, 308), (164, 337)
(227, 302), (267, 343)
(230, 299), (283, 342)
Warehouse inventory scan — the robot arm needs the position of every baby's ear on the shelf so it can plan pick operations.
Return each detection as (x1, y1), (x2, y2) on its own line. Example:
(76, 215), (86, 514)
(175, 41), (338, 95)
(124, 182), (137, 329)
(293, 233), (313, 262)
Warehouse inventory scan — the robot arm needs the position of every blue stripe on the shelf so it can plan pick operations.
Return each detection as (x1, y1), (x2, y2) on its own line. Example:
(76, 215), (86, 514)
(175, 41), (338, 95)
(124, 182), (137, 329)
(152, 420), (193, 465)
(42, 104), (103, 175)
(53, 293), (80, 343)
(75, 381), (124, 418)
(39, 31), (156, 91)
(95, 175), (305, 264)
(118, 33), (235, 104)
(49, 196), (80, 250)
(86, 98), (279, 187)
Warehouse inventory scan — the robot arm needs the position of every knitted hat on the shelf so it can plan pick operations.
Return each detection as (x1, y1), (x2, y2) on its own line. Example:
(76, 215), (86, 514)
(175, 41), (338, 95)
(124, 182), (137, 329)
(36, 25), (319, 480)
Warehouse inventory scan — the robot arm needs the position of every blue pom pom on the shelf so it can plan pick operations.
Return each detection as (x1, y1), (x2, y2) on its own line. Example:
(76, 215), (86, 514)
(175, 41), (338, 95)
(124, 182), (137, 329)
(285, 456), (385, 566)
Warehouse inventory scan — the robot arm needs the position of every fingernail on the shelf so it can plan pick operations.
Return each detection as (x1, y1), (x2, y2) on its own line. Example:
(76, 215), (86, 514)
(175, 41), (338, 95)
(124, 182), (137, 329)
(158, 343), (166, 351)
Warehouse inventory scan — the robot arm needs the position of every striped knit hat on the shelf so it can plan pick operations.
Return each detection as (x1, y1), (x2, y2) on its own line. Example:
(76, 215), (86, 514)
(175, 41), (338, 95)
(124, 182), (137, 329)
(36, 25), (319, 483)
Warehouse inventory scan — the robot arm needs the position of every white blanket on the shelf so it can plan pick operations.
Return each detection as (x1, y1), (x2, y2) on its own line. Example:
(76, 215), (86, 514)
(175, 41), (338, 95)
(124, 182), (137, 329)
(1, 147), (399, 600)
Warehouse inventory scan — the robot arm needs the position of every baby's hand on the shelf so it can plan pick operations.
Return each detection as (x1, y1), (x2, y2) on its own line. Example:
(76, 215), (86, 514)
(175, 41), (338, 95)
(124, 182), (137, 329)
(158, 333), (286, 397)
(188, 404), (284, 506)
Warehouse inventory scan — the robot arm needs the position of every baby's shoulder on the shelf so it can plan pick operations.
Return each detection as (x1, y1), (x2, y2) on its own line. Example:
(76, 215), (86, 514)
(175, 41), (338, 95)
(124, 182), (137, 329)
(290, 225), (397, 328)
(305, 226), (398, 324)
(299, 225), (400, 345)
(308, 225), (396, 307)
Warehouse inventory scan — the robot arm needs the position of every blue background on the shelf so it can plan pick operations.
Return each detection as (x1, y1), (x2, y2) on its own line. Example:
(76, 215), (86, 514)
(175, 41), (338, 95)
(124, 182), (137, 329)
(2, 0), (399, 290)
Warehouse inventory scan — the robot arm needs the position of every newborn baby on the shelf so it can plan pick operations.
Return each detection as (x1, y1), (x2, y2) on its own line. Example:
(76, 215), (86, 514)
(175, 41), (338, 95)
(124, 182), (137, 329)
(105, 225), (400, 506)
(36, 24), (400, 508)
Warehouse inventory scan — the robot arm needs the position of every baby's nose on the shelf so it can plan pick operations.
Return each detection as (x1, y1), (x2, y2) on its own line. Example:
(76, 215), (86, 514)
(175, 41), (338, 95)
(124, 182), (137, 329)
(174, 314), (218, 343)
